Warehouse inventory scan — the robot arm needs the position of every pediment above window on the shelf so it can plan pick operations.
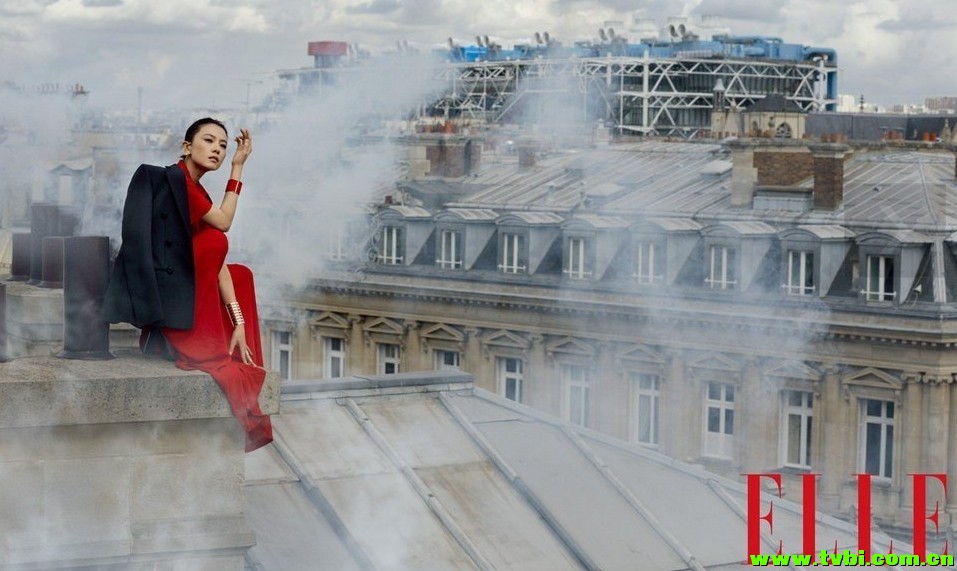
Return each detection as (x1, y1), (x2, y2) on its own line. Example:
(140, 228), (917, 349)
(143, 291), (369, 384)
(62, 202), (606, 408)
(483, 329), (530, 350)
(546, 336), (596, 359)
(763, 360), (822, 382)
(362, 316), (405, 336)
(310, 311), (350, 330)
(616, 343), (666, 365)
(688, 352), (742, 374)
(840, 367), (903, 402)
(420, 323), (465, 343)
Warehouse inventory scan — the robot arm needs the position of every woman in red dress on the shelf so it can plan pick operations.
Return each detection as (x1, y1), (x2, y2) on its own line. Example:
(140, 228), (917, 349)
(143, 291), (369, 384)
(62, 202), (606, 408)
(104, 118), (272, 452)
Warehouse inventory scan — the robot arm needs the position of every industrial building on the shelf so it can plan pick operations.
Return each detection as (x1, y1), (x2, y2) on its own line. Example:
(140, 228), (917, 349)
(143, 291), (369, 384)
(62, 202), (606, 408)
(277, 19), (838, 138)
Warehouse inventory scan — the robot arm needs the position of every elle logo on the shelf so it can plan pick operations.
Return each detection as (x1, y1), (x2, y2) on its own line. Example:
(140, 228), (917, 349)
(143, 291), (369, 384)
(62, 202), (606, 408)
(746, 473), (948, 562)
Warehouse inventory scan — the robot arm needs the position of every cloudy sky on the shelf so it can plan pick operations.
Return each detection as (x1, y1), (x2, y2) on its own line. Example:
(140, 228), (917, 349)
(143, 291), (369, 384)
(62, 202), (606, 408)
(1, 0), (954, 111)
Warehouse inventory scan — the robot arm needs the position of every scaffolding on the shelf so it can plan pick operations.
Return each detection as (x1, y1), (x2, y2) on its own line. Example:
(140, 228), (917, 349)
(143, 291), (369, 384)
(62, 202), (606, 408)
(431, 53), (836, 137)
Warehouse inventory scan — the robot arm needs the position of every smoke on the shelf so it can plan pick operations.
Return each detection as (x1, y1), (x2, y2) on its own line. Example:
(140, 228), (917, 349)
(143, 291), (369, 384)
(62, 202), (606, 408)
(0, 87), (77, 228)
(223, 51), (448, 296)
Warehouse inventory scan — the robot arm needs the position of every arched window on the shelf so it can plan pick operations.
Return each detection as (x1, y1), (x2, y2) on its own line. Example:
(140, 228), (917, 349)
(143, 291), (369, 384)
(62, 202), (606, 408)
(775, 122), (793, 139)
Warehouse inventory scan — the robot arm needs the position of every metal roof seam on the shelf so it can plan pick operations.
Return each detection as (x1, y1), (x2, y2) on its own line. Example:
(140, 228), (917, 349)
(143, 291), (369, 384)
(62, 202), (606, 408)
(705, 479), (800, 571)
(341, 398), (496, 571)
(436, 392), (598, 571)
(559, 425), (706, 571)
(268, 430), (377, 571)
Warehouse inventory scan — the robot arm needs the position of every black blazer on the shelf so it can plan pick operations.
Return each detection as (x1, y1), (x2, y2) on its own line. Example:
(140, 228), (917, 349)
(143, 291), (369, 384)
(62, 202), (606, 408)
(102, 164), (196, 329)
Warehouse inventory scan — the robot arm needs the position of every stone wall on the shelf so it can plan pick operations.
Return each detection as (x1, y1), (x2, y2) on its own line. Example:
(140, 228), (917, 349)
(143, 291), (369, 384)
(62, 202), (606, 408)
(0, 355), (279, 570)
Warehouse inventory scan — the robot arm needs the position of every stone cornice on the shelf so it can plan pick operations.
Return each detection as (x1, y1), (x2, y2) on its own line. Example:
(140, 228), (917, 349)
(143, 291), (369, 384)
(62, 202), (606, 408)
(306, 276), (957, 349)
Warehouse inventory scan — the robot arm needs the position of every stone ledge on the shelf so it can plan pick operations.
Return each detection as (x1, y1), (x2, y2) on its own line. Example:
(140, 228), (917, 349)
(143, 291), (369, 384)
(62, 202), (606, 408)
(0, 355), (280, 428)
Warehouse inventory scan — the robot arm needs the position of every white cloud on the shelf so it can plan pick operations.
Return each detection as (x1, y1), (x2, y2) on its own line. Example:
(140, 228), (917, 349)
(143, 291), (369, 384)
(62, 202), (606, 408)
(0, 0), (953, 109)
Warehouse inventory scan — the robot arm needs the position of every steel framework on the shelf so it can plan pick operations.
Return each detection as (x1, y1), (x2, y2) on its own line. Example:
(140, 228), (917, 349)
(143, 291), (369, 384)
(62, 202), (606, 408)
(431, 54), (836, 137)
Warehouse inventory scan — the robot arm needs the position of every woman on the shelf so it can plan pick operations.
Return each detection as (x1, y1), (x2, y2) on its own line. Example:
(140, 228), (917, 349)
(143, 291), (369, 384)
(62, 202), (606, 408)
(103, 117), (272, 452)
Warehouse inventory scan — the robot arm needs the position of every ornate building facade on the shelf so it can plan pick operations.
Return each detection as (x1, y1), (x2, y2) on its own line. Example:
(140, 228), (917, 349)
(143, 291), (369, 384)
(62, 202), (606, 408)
(259, 136), (957, 535)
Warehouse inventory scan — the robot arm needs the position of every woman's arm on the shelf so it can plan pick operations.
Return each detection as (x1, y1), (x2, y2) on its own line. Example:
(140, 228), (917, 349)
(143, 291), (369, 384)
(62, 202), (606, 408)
(219, 262), (256, 365)
(202, 128), (252, 232)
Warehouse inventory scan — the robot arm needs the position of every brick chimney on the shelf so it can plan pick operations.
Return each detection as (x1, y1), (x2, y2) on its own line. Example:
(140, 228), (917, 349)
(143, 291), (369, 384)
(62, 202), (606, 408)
(808, 143), (850, 210)
(418, 135), (481, 178)
(753, 147), (813, 187)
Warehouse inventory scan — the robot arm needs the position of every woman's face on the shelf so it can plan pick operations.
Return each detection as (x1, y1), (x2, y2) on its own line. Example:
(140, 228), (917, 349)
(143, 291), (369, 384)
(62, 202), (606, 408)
(182, 123), (228, 173)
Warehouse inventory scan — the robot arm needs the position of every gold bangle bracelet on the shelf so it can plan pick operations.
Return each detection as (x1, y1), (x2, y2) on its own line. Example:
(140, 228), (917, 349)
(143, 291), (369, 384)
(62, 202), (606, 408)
(225, 301), (245, 327)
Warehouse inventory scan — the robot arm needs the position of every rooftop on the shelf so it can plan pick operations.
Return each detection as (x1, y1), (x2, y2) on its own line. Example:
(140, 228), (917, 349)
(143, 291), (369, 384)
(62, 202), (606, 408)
(244, 372), (919, 570)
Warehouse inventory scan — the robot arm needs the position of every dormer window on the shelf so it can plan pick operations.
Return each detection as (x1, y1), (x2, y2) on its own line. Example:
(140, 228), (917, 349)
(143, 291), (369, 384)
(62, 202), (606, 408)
(706, 245), (737, 290)
(326, 222), (348, 262)
(436, 229), (463, 269)
(785, 250), (815, 295)
(863, 255), (895, 302)
(499, 232), (527, 274)
(635, 240), (664, 285)
(379, 226), (404, 265)
(564, 237), (592, 280)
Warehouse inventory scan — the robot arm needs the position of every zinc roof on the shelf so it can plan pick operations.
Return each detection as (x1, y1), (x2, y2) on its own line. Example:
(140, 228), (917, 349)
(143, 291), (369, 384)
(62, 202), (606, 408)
(443, 142), (957, 231)
(244, 372), (920, 571)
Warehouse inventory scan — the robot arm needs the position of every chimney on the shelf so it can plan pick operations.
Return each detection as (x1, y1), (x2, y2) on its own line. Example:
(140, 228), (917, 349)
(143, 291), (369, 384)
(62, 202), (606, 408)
(58, 236), (113, 360)
(517, 141), (537, 169)
(728, 139), (757, 207)
(809, 143), (849, 210)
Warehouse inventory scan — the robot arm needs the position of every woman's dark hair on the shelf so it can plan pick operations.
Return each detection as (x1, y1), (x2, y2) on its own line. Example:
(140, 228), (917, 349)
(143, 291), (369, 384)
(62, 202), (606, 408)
(184, 117), (227, 143)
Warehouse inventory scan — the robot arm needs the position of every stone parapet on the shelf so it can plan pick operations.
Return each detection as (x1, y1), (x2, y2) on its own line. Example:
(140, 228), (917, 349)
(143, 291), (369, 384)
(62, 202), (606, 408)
(4, 281), (63, 358)
(0, 355), (280, 570)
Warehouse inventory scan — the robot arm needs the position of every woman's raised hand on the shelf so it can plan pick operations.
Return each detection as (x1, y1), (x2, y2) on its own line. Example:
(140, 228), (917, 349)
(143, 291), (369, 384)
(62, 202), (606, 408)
(231, 128), (253, 166)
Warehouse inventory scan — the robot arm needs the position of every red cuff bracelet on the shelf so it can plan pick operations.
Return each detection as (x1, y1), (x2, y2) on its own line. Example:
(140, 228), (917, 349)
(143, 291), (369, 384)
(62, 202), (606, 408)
(226, 179), (243, 195)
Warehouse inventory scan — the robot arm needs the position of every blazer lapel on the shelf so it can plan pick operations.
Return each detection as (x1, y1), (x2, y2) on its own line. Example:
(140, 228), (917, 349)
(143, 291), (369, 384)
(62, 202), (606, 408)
(165, 165), (191, 232)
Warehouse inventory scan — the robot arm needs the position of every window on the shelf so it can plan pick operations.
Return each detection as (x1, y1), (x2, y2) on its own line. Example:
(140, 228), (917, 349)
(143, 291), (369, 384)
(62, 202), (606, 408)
(497, 357), (524, 403)
(635, 241), (663, 285)
(785, 250), (815, 295)
(272, 331), (293, 381)
(703, 382), (734, 458)
(706, 245), (736, 290)
(564, 237), (591, 279)
(323, 337), (345, 378)
(433, 349), (460, 370)
(562, 364), (590, 427)
(499, 232), (526, 274)
(632, 372), (660, 446)
(864, 255), (895, 301)
(379, 226), (403, 265)
(377, 343), (401, 375)
(780, 390), (813, 468)
(326, 223), (347, 261)
(859, 399), (894, 479)
(436, 229), (463, 269)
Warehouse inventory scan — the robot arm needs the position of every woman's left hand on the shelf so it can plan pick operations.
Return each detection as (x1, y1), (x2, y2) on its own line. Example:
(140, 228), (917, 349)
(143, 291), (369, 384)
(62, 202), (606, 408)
(228, 325), (257, 366)
(231, 128), (253, 167)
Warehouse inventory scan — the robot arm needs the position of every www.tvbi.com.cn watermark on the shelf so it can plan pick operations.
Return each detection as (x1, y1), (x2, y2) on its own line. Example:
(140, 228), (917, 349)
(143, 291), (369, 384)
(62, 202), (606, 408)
(746, 473), (954, 566)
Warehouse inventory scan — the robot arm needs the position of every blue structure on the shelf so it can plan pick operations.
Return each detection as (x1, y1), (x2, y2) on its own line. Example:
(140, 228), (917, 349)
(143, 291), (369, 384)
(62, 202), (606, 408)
(434, 30), (838, 134)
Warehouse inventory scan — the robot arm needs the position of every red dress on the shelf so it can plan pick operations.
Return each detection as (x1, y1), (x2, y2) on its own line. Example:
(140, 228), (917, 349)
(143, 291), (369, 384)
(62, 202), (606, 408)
(160, 161), (273, 452)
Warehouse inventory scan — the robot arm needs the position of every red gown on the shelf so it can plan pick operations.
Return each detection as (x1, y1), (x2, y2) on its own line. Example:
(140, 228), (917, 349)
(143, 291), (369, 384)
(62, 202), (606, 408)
(160, 161), (273, 452)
